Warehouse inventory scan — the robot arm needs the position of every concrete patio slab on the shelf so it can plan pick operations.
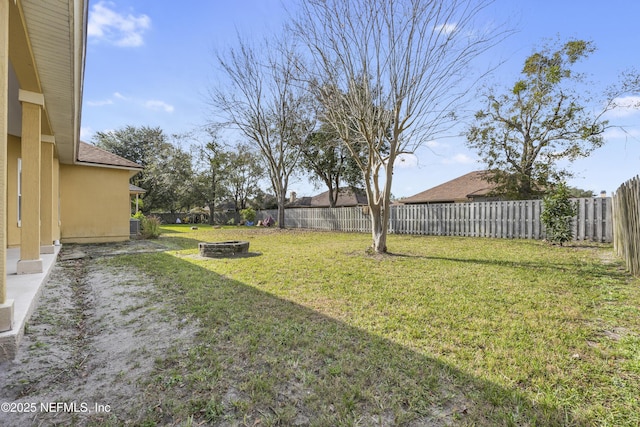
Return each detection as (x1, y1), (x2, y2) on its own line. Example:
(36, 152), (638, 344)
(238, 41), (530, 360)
(0, 246), (61, 361)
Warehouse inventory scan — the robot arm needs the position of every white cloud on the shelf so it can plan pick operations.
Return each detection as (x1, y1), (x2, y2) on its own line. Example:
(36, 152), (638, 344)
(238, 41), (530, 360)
(425, 139), (444, 148)
(435, 23), (457, 35)
(85, 92), (174, 114)
(144, 100), (175, 113)
(88, 1), (151, 47)
(604, 126), (640, 140)
(86, 99), (113, 107)
(80, 126), (94, 141)
(442, 153), (476, 165)
(85, 92), (124, 106)
(395, 153), (418, 168)
(606, 96), (640, 118)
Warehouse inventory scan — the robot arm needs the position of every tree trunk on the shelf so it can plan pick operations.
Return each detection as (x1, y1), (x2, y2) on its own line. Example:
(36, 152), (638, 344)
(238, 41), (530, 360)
(329, 185), (337, 208)
(368, 159), (394, 254)
(208, 199), (215, 225)
(208, 171), (216, 225)
(277, 191), (286, 229)
(369, 203), (387, 253)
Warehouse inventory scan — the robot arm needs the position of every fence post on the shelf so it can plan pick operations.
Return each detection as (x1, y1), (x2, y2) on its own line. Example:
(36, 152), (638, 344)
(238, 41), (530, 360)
(259, 196), (613, 243)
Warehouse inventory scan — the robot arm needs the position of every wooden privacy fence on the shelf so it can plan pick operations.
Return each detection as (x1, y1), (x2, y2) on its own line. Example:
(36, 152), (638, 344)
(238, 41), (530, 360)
(260, 197), (613, 242)
(613, 176), (640, 275)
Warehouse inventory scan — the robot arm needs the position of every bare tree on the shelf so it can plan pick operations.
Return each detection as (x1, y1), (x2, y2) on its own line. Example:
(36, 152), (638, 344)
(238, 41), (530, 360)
(293, 0), (508, 253)
(209, 37), (314, 228)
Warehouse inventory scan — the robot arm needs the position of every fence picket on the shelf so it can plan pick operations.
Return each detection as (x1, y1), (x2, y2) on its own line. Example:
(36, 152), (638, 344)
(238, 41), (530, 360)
(258, 197), (612, 243)
(613, 177), (640, 275)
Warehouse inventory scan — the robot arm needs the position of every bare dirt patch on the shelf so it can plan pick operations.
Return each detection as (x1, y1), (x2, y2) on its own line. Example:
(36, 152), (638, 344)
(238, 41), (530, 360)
(0, 242), (198, 427)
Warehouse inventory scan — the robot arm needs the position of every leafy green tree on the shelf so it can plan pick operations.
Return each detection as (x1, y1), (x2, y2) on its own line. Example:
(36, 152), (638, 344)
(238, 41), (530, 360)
(298, 123), (363, 207)
(568, 187), (595, 198)
(251, 189), (278, 210)
(467, 40), (608, 200)
(93, 125), (161, 168)
(541, 182), (578, 245)
(142, 141), (195, 213)
(93, 126), (194, 213)
(226, 143), (265, 214)
(190, 129), (232, 224)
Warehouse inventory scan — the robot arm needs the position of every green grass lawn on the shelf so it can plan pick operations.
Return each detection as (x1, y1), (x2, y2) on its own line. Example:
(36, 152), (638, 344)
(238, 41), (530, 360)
(111, 225), (640, 426)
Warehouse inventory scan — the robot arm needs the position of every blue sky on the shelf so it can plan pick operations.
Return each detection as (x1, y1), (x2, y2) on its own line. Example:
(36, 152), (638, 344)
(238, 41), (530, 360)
(81, 0), (640, 198)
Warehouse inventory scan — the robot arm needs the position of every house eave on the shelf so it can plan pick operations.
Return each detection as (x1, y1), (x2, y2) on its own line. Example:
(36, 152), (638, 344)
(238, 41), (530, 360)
(16, 0), (87, 165)
(73, 161), (143, 178)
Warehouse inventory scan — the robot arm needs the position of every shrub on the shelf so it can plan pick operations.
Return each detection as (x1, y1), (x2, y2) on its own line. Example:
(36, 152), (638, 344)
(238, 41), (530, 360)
(131, 197), (144, 211)
(541, 182), (577, 245)
(240, 208), (256, 223)
(132, 210), (145, 220)
(141, 215), (162, 239)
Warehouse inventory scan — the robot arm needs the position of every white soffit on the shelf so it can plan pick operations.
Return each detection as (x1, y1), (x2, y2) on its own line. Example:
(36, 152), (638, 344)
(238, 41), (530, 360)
(19, 0), (86, 164)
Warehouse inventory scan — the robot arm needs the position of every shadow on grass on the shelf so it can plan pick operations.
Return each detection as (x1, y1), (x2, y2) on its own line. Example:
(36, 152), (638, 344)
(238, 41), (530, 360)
(120, 250), (580, 426)
(195, 252), (263, 259)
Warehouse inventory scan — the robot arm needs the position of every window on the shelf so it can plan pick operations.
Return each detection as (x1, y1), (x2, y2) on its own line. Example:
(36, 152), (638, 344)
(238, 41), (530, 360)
(17, 158), (22, 227)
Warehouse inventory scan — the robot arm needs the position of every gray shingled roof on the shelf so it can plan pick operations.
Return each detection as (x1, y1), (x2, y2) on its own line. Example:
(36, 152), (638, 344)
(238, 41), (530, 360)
(129, 184), (146, 194)
(288, 188), (368, 208)
(401, 171), (497, 204)
(77, 141), (143, 170)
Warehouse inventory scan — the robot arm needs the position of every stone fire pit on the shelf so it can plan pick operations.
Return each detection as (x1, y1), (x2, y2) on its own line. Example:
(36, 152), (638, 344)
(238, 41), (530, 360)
(199, 241), (250, 258)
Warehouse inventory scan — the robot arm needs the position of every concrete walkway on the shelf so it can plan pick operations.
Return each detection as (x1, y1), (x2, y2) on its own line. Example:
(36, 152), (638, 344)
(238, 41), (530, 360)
(0, 246), (61, 361)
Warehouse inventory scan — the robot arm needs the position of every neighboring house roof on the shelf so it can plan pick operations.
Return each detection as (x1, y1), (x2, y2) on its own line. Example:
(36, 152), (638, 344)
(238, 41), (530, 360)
(129, 184), (146, 195)
(289, 188), (368, 208)
(401, 170), (498, 204)
(287, 196), (313, 208)
(77, 142), (143, 171)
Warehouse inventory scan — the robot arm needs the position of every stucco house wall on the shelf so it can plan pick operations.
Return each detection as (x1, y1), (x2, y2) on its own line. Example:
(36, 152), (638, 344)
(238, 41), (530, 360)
(52, 153), (61, 242)
(6, 135), (20, 248)
(59, 164), (132, 243)
(6, 134), (64, 248)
